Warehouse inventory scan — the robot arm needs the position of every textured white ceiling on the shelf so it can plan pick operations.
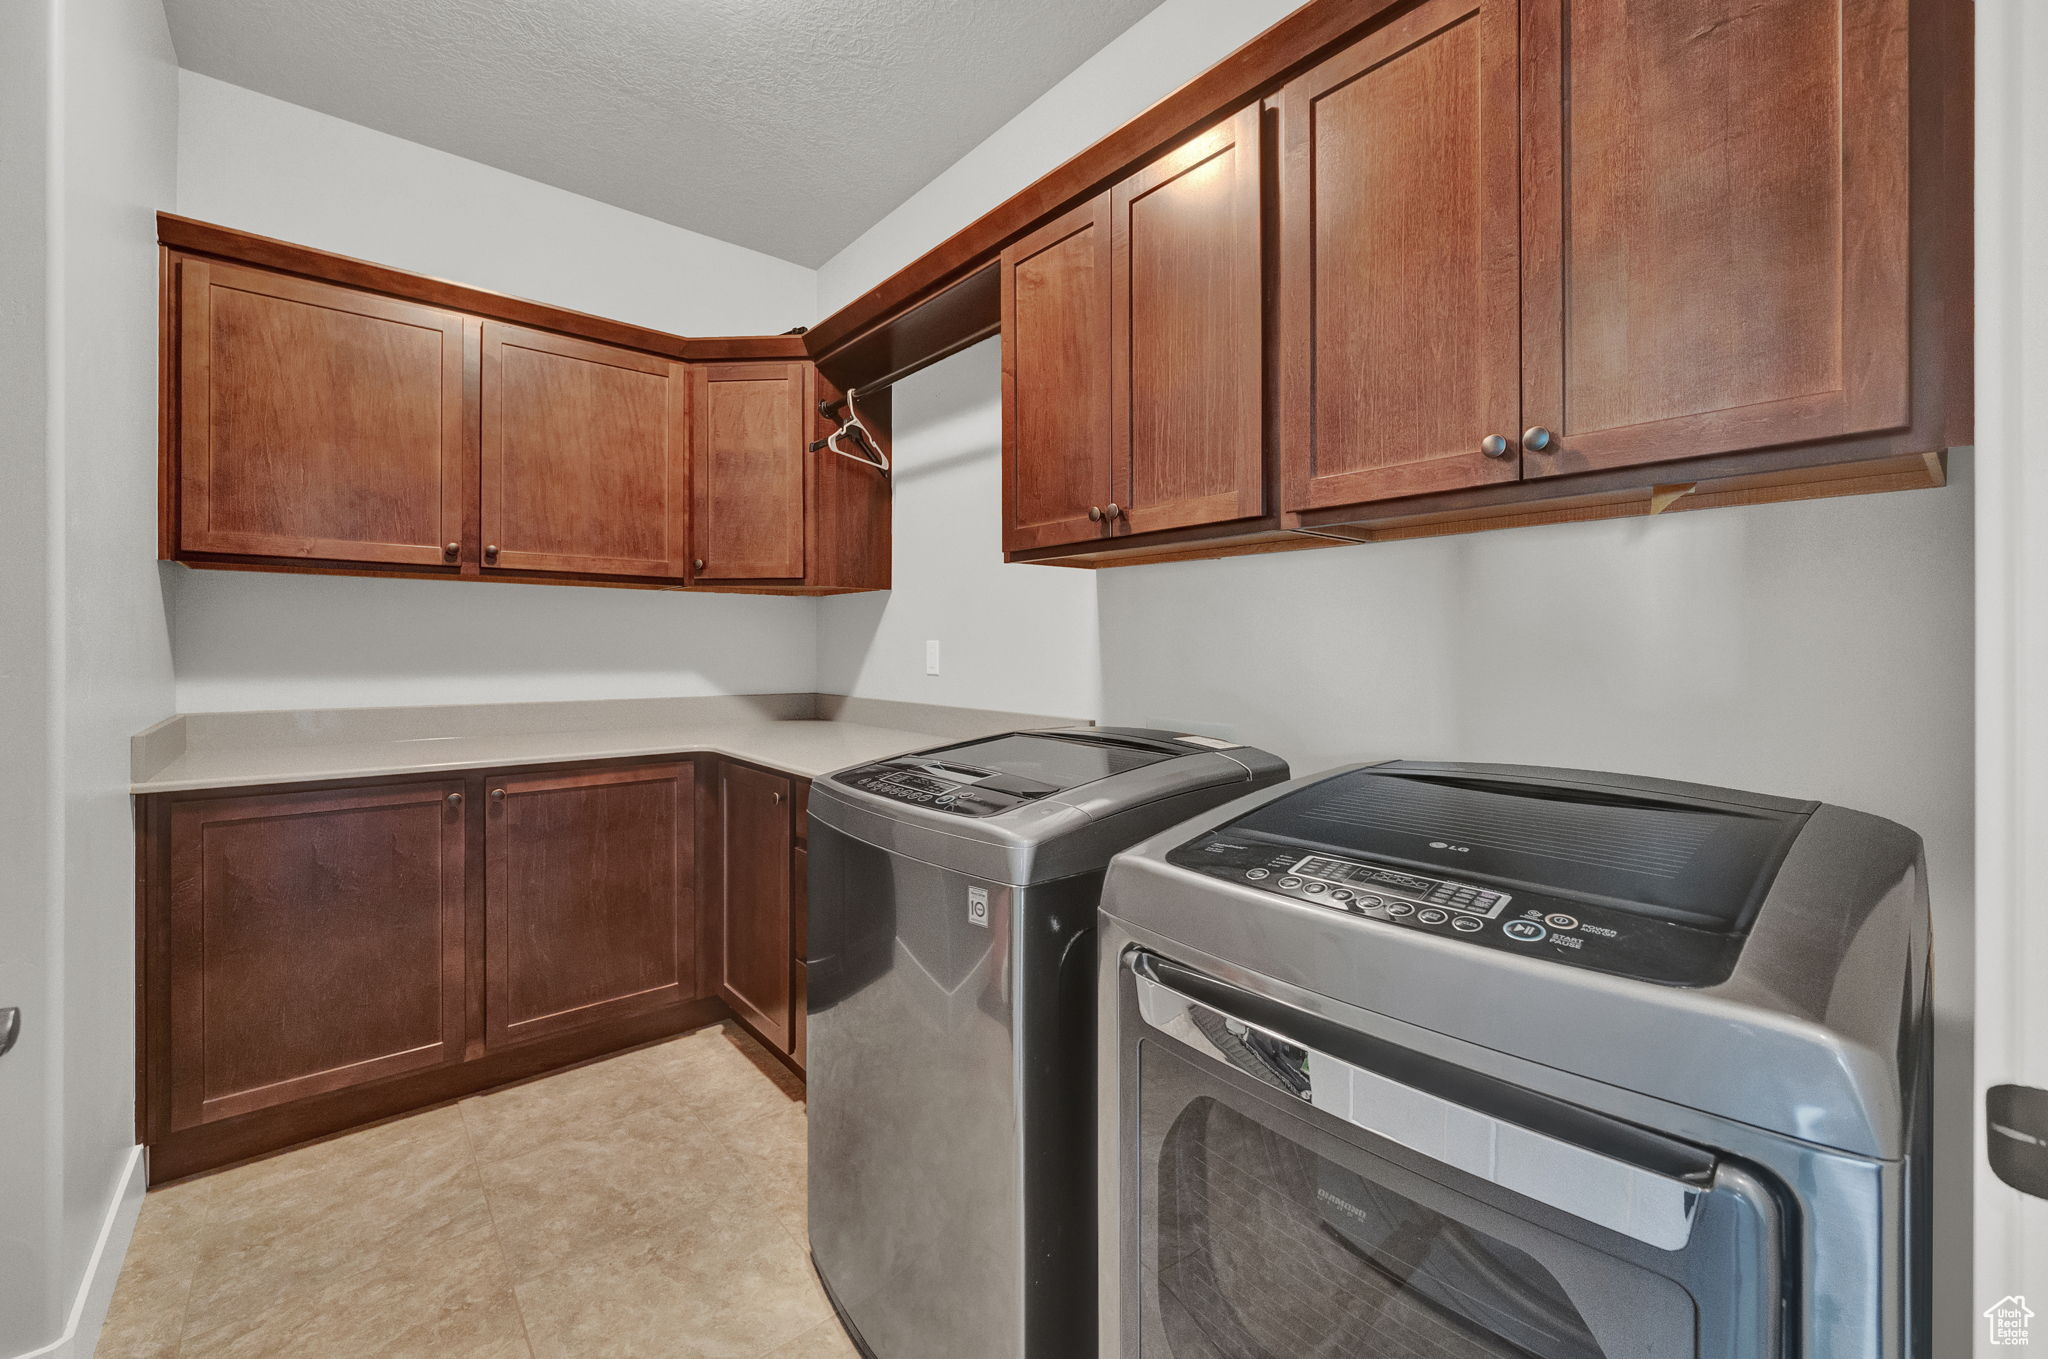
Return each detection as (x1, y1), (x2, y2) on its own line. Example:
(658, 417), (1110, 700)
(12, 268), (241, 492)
(163, 0), (1164, 268)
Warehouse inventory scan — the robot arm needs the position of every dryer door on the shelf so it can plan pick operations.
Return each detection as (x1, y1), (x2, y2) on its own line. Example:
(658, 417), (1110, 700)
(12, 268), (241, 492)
(1114, 952), (1785, 1359)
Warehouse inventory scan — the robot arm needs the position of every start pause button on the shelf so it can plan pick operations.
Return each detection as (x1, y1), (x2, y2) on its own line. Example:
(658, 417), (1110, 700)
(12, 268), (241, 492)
(1502, 919), (1549, 944)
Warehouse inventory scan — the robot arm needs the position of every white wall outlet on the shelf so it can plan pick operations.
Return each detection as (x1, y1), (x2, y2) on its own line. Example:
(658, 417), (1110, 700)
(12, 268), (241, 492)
(925, 639), (941, 675)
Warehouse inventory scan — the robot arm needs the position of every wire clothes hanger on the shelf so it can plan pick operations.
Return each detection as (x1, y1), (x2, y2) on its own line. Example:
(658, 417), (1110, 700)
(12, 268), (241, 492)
(811, 386), (891, 477)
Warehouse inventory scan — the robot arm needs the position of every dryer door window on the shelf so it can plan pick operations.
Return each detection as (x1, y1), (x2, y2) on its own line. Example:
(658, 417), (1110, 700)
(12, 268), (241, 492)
(1117, 956), (1783, 1359)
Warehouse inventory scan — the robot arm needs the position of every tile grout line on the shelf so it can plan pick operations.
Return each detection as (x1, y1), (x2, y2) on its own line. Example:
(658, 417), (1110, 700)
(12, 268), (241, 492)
(455, 1099), (543, 1359)
(160, 1184), (221, 1359)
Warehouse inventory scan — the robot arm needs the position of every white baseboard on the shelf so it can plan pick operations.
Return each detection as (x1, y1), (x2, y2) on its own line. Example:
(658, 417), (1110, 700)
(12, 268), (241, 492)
(9, 1146), (147, 1359)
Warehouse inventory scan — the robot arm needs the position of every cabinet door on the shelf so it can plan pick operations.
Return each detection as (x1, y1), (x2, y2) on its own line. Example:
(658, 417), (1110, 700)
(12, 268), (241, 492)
(1519, 0), (1910, 476)
(1112, 105), (1265, 537)
(1001, 195), (1114, 551)
(176, 261), (467, 566)
(791, 842), (809, 1071)
(717, 762), (795, 1052)
(484, 763), (696, 1047)
(1277, 0), (1522, 510)
(689, 362), (810, 582)
(481, 324), (691, 578)
(164, 782), (468, 1131)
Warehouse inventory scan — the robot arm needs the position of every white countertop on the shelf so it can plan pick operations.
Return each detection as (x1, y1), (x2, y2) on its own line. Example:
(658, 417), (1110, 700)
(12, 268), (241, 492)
(130, 696), (1082, 794)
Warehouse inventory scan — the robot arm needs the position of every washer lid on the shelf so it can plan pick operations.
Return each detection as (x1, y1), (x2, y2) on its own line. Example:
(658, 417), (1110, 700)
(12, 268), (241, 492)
(832, 727), (1231, 819)
(1228, 762), (1815, 932)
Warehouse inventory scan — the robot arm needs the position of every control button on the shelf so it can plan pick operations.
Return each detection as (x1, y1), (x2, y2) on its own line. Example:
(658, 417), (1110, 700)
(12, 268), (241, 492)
(1384, 902), (1414, 917)
(934, 795), (956, 806)
(1303, 882), (1327, 895)
(1329, 889), (1353, 902)
(1416, 909), (1450, 925)
(1354, 895), (1384, 909)
(1244, 868), (1270, 881)
(1545, 913), (1579, 930)
(1503, 920), (1549, 943)
(1278, 876), (1303, 889)
(1451, 916), (1484, 933)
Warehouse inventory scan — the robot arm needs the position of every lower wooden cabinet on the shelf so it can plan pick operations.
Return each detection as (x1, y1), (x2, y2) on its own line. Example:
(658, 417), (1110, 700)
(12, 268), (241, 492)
(160, 781), (470, 1133)
(138, 753), (814, 1181)
(714, 762), (796, 1053)
(484, 763), (695, 1047)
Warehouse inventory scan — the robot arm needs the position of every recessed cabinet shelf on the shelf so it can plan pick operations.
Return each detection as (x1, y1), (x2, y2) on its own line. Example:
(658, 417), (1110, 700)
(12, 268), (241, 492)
(158, 215), (890, 596)
(998, 0), (1968, 567)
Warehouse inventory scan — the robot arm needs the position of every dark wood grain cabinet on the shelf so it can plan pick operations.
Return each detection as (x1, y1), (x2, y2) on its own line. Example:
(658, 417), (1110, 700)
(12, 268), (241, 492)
(484, 763), (696, 1046)
(1112, 102), (1266, 538)
(1000, 195), (1115, 553)
(159, 782), (470, 1132)
(997, 0), (1966, 562)
(139, 753), (819, 1181)
(690, 362), (810, 583)
(158, 219), (888, 595)
(481, 325), (691, 579)
(714, 762), (796, 1051)
(174, 261), (471, 567)
(1001, 103), (1267, 556)
(1277, 0), (1522, 510)
(1515, 0), (1918, 479)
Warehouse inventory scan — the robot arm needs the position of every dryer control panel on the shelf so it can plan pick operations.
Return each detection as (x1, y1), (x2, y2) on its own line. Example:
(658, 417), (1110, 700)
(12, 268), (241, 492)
(1166, 833), (1747, 987)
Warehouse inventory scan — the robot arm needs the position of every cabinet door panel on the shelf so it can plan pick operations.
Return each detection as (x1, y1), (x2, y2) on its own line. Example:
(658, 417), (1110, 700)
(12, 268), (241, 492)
(177, 261), (466, 565)
(485, 763), (695, 1047)
(166, 783), (468, 1130)
(1113, 105), (1265, 536)
(718, 763), (794, 1052)
(481, 324), (690, 578)
(1001, 195), (1114, 551)
(792, 842), (809, 1071)
(1521, 0), (1910, 474)
(689, 362), (809, 582)
(1278, 0), (1522, 510)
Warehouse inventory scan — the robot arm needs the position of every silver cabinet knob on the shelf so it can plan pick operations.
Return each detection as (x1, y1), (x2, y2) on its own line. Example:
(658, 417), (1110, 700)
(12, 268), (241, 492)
(446, 792), (463, 808)
(1523, 426), (1554, 452)
(772, 791), (784, 805)
(692, 559), (705, 572)
(1105, 503), (1123, 520)
(483, 544), (500, 562)
(490, 788), (506, 802)
(1479, 435), (1510, 458)
(1088, 506), (1103, 522)
(443, 542), (460, 560)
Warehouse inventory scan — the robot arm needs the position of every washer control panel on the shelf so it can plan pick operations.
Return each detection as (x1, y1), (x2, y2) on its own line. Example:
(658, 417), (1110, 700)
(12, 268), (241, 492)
(1165, 832), (1745, 987)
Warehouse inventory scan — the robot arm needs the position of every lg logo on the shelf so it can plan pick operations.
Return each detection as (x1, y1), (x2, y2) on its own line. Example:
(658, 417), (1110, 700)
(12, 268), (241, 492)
(1429, 840), (1472, 853)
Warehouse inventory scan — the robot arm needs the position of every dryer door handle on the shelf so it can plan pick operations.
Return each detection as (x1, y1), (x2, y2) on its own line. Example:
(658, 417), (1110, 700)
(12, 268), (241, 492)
(1126, 950), (1715, 1251)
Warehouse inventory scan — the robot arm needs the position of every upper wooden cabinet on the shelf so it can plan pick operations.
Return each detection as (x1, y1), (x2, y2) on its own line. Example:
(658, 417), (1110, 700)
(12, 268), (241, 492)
(158, 218), (889, 594)
(482, 325), (691, 579)
(992, 0), (1964, 560)
(1001, 196), (1115, 552)
(1002, 106), (1270, 557)
(1518, 0), (1915, 478)
(1113, 103), (1266, 537)
(690, 362), (810, 582)
(1278, 0), (1522, 509)
(484, 762), (696, 1046)
(175, 261), (470, 566)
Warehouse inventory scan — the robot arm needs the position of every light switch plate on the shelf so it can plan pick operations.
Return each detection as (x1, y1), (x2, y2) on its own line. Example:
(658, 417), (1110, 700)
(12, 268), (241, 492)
(925, 640), (941, 675)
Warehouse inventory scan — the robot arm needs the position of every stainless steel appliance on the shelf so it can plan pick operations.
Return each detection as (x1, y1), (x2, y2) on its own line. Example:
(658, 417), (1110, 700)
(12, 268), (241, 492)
(1099, 760), (1932, 1359)
(807, 728), (1288, 1359)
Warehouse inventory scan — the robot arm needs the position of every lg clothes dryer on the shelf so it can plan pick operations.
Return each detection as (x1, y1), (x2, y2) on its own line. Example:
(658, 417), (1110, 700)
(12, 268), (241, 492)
(1099, 760), (1931, 1359)
(807, 728), (1288, 1359)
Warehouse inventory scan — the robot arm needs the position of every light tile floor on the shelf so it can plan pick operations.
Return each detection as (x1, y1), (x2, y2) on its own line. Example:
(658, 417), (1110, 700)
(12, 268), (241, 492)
(96, 1023), (857, 1359)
